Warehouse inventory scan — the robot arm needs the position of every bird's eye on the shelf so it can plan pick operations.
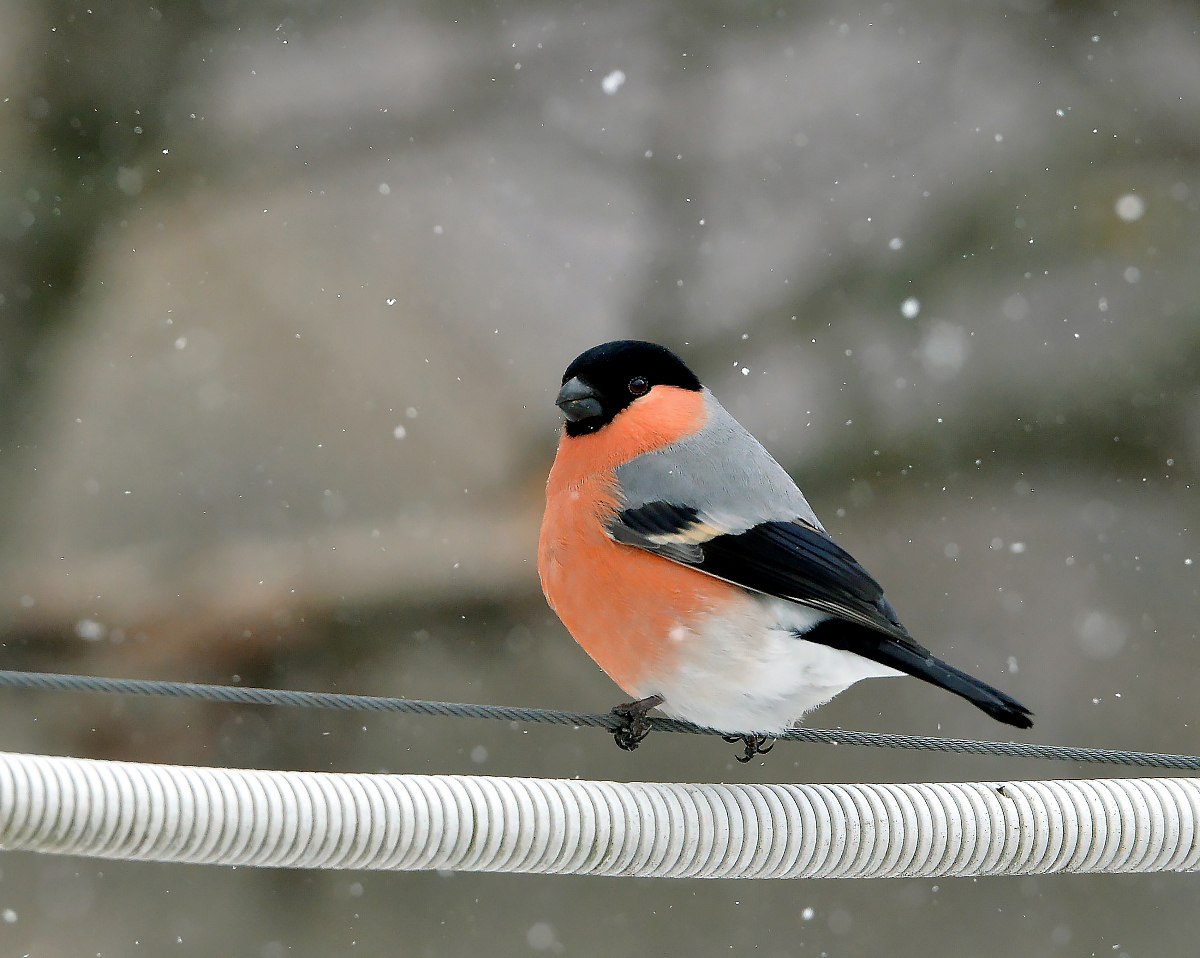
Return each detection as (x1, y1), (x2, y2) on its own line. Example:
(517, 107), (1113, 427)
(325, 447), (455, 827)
(628, 376), (650, 396)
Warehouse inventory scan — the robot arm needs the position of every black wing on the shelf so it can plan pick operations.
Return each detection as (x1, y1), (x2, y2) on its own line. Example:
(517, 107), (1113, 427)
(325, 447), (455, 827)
(611, 500), (906, 637)
(610, 500), (1034, 728)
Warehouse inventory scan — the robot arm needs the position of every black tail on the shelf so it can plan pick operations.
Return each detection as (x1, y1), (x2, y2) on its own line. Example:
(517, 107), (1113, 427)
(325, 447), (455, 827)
(905, 654), (1033, 729)
(802, 620), (1034, 729)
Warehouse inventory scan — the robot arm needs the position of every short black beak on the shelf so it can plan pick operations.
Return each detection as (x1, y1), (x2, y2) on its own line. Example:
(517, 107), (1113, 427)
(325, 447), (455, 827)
(555, 376), (603, 422)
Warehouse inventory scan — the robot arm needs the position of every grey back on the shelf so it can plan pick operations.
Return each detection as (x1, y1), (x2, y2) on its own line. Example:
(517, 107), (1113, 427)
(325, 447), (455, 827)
(614, 390), (823, 533)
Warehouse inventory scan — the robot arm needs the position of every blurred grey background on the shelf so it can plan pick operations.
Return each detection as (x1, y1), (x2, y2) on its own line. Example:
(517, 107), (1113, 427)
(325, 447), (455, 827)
(2, 0), (1199, 954)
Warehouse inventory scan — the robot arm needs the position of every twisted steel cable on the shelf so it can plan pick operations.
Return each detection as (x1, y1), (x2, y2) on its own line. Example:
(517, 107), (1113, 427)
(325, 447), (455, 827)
(1, 669), (1197, 769)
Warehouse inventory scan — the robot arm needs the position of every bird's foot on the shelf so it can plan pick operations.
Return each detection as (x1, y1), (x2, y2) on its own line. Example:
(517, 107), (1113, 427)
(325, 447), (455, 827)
(610, 694), (665, 751)
(722, 733), (776, 764)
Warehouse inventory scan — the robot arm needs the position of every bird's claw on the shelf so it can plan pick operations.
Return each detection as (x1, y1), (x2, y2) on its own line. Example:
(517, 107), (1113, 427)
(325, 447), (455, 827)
(723, 733), (776, 763)
(610, 694), (665, 752)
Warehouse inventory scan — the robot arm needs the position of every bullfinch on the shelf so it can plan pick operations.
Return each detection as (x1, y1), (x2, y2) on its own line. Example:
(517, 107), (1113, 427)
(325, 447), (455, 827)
(538, 340), (1032, 761)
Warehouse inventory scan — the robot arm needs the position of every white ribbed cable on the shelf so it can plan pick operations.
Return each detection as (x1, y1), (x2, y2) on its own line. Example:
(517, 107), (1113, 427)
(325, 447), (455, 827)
(1, 752), (1197, 878)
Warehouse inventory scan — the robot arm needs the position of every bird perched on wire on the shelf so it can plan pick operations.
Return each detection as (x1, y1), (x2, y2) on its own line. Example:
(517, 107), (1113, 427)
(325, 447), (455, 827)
(538, 340), (1032, 761)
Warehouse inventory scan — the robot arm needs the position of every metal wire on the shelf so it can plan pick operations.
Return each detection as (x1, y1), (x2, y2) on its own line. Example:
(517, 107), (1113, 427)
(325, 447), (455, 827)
(1, 668), (1197, 770)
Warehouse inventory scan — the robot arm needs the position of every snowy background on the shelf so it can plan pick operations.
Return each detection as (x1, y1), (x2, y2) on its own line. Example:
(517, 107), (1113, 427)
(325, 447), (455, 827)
(2, 1), (1199, 954)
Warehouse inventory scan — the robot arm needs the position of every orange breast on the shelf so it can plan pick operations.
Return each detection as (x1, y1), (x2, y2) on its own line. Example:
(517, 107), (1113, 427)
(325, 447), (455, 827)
(538, 474), (742, 694)
(537, 387), (742, 695)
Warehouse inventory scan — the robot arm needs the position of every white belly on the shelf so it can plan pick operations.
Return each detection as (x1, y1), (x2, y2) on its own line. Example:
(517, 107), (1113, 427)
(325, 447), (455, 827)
(638, 597), (902, 734)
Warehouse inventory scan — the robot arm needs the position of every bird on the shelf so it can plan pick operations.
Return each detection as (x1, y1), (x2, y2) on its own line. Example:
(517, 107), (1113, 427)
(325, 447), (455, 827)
(537, 340), (1032, 761)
